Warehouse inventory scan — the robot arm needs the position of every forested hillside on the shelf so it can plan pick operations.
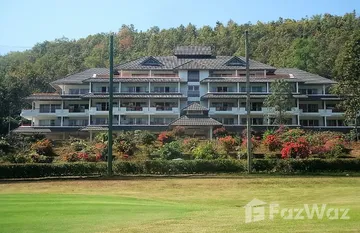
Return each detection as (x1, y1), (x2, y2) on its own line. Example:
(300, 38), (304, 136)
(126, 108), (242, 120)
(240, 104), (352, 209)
(0, 11), (359, 134)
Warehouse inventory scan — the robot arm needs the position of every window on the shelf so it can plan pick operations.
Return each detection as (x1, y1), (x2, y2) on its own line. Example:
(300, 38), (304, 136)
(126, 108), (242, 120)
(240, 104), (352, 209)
(251, 86), (263, 92)
(300, 120), (319, 126)
(188, 71), (200, 82)
(154, 87), (172, 93)
(216, 87), (228, 92)
(188, 85), (199, 91)
(299, 104), (319, 113)
(251, 103), (263, 111)
(188, 85), (200, 97)
(223, 118), (235, 125)
(252, 118), (263, 125)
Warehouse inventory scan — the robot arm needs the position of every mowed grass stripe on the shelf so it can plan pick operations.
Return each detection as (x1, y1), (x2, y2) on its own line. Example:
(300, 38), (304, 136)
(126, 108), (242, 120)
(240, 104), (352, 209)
(0, 194), (195, 233)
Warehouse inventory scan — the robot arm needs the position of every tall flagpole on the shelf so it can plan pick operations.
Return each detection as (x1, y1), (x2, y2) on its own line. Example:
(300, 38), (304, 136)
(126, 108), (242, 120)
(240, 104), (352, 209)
(107, 34), (114, 176)
(245, 30), (252, 173)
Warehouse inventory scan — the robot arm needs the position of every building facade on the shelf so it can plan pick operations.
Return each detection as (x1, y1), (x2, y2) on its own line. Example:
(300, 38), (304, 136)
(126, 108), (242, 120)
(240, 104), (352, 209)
(17, 46), (349, 138)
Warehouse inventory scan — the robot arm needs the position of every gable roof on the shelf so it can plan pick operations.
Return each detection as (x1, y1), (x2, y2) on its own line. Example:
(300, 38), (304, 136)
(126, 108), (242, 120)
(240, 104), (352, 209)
(275, 68), (336, 84)
(51, 68), (109, 85)
(116, 56), (275, 71)
(183, 103), (208, 111)
(174, 46), (212, 56)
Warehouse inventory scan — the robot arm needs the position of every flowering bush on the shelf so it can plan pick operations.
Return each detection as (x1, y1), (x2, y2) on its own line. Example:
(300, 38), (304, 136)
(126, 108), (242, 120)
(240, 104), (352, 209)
(280, 128), (306, 143)
(281, 137), (310, 159)
(241, 137), (260, 151)
(114, 139), (136, 156)
(31, 139), (53, 156)
(64, 152), (80, 162)
(219, 136), (236, 153)
(182, 138), (199, 154)
(157, 131), (175, 144)
(172, 126), (185, 137)
(71, 140), (89, 152)
(263, 135), (282, 151)
(93, 143), (107, 157)
(213, 127), (228, 138)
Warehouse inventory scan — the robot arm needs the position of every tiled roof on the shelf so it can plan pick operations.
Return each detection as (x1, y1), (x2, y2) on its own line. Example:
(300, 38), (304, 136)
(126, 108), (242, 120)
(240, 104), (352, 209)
(201, 93), (308, 99)
(183, 103), (208, 111)
(84, 77), (185, 83)
(174, 46), (212, 56)
(51, 68), (109, 84)
(26, 93), (83, 100)
(275, 68), (336, 84)
(201, 93), (269, 99)
(80, 126), (108, 131)
(84, 93), (186, 99)
(170, 116), (222, 126)
(174, 60), (209, 70)
(116, 56), (275, 71)
(12, 127), (52, 133)
(201, 76), (302, 83)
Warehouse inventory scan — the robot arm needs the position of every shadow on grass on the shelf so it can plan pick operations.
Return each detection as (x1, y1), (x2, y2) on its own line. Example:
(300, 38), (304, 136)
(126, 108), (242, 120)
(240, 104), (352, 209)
(1, 172), (359, 183)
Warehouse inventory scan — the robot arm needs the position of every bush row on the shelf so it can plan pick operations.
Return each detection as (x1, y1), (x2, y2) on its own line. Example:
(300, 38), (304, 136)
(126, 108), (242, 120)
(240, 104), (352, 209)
(1, 159), (360, 178)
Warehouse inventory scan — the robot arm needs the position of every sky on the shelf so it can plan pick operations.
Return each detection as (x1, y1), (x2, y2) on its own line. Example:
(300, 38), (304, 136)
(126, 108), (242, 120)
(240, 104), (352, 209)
(0, 0), (359, 55)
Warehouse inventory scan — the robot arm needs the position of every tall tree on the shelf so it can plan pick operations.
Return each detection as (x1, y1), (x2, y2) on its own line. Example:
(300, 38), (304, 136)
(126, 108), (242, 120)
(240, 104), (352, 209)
(264, 79), (293, 125)
(332, 31), (360, 139)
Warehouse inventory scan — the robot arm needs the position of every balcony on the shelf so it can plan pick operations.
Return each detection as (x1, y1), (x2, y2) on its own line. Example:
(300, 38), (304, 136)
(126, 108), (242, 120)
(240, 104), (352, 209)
(55, 109), (89, 117)
(209, 107), (242, 115)
(150, 107), (180, 114)
(89, 107), (120, 115)
(21, 109), (58, 118)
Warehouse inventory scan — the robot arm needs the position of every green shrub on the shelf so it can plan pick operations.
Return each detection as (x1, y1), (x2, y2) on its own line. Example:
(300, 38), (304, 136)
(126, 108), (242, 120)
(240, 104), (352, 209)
(193, 142), (219, 159)
(182, 138), (200, 154)
(0, 159), (360, 178)
(71, 140), (89, 152)
(158, 141), (182, 160)
(139, 131), (157, 145)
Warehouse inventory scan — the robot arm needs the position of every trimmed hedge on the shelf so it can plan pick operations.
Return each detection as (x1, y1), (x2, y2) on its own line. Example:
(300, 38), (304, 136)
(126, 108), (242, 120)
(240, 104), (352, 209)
(0, 159), (360, 178)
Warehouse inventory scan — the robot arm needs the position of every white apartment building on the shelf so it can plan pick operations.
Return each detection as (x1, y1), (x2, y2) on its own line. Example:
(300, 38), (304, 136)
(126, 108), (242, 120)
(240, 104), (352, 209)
(16, 46), (348, 139)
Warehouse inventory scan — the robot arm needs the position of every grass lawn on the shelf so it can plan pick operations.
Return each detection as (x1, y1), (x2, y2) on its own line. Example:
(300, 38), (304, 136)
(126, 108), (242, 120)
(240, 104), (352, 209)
(0, 176), (359, 233)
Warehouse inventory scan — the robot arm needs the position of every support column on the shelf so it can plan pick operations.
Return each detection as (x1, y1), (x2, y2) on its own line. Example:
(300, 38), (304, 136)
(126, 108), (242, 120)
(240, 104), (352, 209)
(61, 116), (63, 126)
(207, 100), (210, 109)
(323, 85), (326, 95)
(266, 82), (269, 93)
(235, 70), (238, 76)
(89, 82), (92, 93)
(296, 82), (299, 93)
(297, 98), (300, 125)
(120, 70), (123, 77)
(149, 70), (152, 76)
(148, 115), (151, 126)
(90, 131), (93, 142)
(209, 126), (213, 140)
(119, 82), (121, 93)
(148, 82), (151, 93)
(323, 100), (326, 110)
(118, 115), (121, 125)
(263, 70), (266, 78)
(148, 99), (150, 111)
(178, 99), (181, 117)
(237, 98), (240, 109)
(238, 115), (240, 125)
(324, 116), (327, 127)
(237, 82), (240, 92)
(207, 82), (210, 93)
(178, 82), (180, 92)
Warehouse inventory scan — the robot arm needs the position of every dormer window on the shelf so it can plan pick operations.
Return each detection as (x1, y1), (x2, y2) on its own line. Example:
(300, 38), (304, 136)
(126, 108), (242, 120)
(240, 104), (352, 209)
(141, 56), (163, 66)
(225, 56), (246, 66)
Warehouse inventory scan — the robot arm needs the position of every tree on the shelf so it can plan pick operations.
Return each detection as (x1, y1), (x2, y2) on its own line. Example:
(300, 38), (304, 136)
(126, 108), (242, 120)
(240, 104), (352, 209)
(264, 79), (293, 125)
(332, 31), (360, 140)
